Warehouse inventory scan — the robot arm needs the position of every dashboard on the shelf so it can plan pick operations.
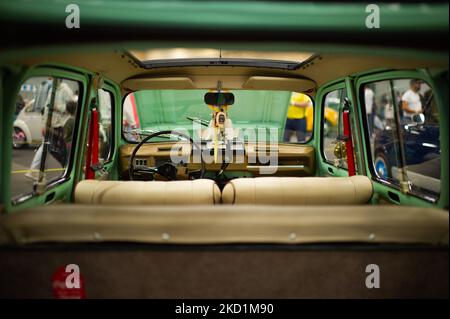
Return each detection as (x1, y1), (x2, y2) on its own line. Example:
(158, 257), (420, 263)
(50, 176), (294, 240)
(119, 141), (315, 180)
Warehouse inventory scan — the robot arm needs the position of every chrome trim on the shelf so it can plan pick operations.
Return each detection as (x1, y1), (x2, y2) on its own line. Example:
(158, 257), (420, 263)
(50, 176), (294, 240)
(246, 165), (305, 170)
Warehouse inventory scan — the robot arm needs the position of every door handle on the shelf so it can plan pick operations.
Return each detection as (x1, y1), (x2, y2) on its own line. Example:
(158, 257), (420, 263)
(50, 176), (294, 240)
(327, 166), (334, 175)
(387, 191), (400, 203)
(44, 191), (56, 203)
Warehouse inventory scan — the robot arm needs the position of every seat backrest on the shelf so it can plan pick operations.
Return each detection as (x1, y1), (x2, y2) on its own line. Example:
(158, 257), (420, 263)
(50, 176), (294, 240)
(75, 179), (221, 205)
(222, 175), (373, 205)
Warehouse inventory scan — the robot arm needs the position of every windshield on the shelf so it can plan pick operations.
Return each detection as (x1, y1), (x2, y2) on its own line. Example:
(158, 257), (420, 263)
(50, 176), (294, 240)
(122, 90), (313, 143)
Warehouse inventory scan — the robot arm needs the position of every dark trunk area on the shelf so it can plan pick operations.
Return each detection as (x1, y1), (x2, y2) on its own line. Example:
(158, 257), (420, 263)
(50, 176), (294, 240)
(0, 245), (447, 298)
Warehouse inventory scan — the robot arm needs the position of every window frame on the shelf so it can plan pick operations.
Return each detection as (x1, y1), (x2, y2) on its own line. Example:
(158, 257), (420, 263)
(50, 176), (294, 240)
(319, 82), (348, 170)
(356, 71), (441, 203)
(120, 90), (315, 145)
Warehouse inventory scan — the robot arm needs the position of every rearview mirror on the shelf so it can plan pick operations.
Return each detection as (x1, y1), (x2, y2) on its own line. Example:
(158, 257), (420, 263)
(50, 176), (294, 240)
(204, 92), (234, 106)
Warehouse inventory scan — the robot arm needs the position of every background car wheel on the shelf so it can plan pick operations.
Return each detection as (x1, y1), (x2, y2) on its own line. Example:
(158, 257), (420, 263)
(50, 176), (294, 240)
(12, 127), (28, 149)
(374, 154), (390, 178)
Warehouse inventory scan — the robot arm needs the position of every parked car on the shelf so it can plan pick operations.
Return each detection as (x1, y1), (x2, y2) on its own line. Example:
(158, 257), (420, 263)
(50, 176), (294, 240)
(12, 79), (51, 148)
(374, 113), (441, 193)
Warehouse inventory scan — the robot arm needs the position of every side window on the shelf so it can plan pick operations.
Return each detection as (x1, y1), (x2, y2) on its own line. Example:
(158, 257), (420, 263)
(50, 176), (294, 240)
(11, 77), (80, 202)
(283, 92), (314, 143)
(98, 89), (113, 162)
(362, 78), (440, 198)
(322, 88), (348, 168)
(364, 81), (402, 184)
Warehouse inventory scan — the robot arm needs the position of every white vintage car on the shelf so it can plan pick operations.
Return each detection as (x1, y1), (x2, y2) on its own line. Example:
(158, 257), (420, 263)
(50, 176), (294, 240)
(12, 80), (51, 148)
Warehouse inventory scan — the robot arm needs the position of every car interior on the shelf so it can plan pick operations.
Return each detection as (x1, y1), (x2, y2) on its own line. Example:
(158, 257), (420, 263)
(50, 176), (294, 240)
(0, 1), (448, 298)
(2, 53), (448, 252)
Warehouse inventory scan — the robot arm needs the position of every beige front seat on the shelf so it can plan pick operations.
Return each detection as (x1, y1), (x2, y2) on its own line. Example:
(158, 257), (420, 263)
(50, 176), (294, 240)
(75, 179), (221, 205)
(222, 175), (373, 205)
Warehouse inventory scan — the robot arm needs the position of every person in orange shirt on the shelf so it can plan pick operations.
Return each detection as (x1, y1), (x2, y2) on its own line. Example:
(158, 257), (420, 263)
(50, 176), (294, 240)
(284, 92), (312, 142)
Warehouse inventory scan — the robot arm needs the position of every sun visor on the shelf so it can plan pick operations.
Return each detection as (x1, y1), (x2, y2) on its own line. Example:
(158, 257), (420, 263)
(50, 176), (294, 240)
(122, 75), (315, 92)
(122, 77), (196, 90)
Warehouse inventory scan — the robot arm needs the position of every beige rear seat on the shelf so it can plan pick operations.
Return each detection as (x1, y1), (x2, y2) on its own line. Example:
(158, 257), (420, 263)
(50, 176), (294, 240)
(222, 175), (373, 205)
(75, 179), (221, 205)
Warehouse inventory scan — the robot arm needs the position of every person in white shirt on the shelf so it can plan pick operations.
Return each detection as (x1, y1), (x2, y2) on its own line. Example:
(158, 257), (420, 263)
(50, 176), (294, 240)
(401, 79), (423, 122)
(42, 81), (74, 129)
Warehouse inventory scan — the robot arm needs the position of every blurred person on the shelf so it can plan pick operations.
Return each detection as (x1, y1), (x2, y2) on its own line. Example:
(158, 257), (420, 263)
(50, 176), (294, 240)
(45, 81), (75, 166)
(284, 92), (311, 143)
(25, 81), (75, 180)
(401, 79), (423, 122)
(14, 94), (25, 120)
(382, 93), (395, 128)
(60, 98), (78, 164)
(36, 79), (53, 113)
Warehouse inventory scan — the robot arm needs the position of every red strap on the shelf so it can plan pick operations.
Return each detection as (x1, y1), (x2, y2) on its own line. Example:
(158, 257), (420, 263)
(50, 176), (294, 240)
(85, 109), (99, 179)
(343, 109), (356, 176)
(129, 93), (140, 127)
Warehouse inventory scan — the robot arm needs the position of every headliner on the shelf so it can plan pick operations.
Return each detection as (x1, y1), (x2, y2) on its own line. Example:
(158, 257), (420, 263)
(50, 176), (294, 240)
(5, 47), (447, 94)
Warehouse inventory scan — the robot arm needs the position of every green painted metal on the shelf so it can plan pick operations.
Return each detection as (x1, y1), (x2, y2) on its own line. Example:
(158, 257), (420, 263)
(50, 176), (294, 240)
(0, 66), (28, 212)
(0, 1), (447, 32)
(314, 79), (349, 178)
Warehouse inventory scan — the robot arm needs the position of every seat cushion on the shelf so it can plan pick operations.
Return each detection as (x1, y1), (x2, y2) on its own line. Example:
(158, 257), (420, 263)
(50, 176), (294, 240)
(222, 175), (373, 205)
(75, 179), (221, 205)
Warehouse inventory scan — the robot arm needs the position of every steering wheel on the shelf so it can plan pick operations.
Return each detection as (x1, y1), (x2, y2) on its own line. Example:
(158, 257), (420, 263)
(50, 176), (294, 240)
(128, 130), (205, 181)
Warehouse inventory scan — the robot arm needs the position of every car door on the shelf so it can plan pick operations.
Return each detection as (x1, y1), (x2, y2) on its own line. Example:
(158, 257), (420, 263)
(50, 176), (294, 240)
(93, 81), (120, 180)
(354, 69), (447, 208)
(64, 77), (121, 191)
(2, 66), (89, 212)
(315, 80), (352, 177)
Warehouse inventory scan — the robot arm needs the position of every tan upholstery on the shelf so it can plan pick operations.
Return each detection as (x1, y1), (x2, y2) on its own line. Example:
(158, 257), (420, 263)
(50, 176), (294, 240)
(1, 205), (448, 245)
(222, 175), (373, 205)
(75, 179), (221, 205)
